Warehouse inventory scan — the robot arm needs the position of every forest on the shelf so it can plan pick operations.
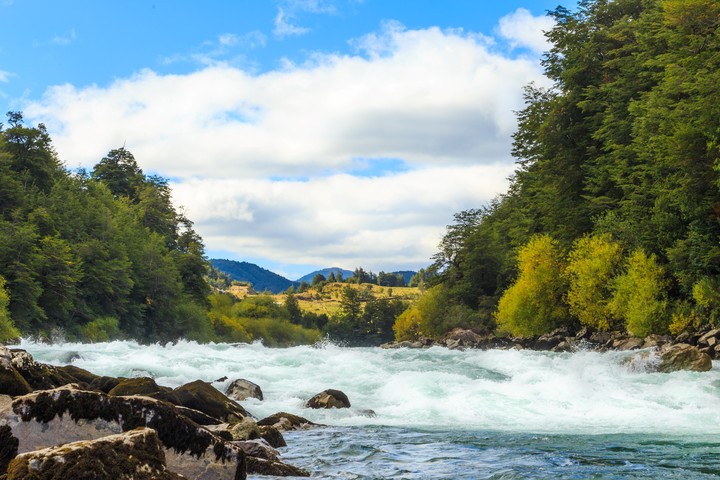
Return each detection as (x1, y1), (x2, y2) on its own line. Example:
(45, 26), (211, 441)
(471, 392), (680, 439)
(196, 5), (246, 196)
(397, 0), (720, 340)
(2, 0), (718, 346)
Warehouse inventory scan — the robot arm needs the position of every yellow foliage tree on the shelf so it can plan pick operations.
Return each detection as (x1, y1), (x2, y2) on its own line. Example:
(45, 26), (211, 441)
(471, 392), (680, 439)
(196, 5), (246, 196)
(495, 234), (568, 337)
(609, 249), (669, 337)
(565, 234), (623, 331)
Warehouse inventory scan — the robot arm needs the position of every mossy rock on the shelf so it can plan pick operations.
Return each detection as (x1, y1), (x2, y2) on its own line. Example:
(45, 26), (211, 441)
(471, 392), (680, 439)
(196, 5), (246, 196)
(256, 412), (318, 431)
(108, 377), (171, 397)
(6, 428), (184, 480)
(305, 389), (351, 409)
(1, 425), (19, 476)
(8, 386), (247, 479)
(56, 365), (99, 387)
(258, 425), (286, 448)
(88, 376), (124, 394)
(8, 350), (77, 390)
(0, 367), (32, 397)
(161, 380), (248, 424)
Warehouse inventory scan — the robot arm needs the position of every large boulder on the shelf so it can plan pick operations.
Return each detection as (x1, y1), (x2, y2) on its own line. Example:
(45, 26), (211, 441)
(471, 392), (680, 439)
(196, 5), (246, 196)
(1, 424), (18, 475)
(225, 378), (263, 401)
(305, 389), (351, 409)
(1, 385), (247, 480)
(657, 343), (712, 373)
(161, 380), (248, 423)
(6, 428), (184, 480)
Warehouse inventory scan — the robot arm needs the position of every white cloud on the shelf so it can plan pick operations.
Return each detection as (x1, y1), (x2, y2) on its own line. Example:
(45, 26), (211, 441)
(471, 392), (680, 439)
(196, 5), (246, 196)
(0, 70), (10, 82)
(171, 164), (513, 272)
(24, 23), (547, 270)
(274, 7), (311, 38)
(497, 8), (555, 54)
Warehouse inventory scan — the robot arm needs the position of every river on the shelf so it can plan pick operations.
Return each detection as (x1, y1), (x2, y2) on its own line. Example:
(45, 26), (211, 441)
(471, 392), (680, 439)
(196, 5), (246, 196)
(21, 339), (720, 479)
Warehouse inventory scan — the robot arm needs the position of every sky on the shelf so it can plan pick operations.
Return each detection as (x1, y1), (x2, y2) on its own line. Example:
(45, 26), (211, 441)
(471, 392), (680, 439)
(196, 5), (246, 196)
(0, 0), (562, 280)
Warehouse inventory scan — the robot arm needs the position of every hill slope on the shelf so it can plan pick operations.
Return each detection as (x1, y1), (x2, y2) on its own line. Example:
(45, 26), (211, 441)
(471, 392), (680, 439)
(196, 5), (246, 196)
(296, 267), (354, 283)
(210, 259), (295, 294)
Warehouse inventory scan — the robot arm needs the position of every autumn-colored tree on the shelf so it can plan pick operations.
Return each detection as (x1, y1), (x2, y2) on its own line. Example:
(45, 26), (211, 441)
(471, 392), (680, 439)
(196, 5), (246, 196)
(495, 235), (568, 337)
(565, 234), (623, 331)
(609, 249), (669, 337)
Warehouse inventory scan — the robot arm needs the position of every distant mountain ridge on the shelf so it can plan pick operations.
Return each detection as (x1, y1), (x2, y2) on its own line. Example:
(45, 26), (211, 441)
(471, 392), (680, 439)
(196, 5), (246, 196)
(210, 259), (417, 293)
(210, 259), (296, 294)
(295, 267), (353, 283)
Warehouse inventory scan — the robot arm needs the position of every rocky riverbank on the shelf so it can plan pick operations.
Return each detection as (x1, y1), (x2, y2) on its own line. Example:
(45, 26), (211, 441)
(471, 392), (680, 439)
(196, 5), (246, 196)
(0, 345), (325, 479)
(382, 326), (715, 372)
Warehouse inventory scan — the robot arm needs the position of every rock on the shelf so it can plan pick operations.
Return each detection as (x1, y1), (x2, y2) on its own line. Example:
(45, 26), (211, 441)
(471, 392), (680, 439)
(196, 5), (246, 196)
(0, 348), (32, 397)
(6, 349), (79, 391)
(305, 389), (351, 409)
(234, 439), (279, 461)
(6, 428), (184, 480)
(1, 385), (247, 480)
(88, 376), (123, 393)
(108, 377), (171, 397)
(257, 412), (318, 432)
(642, 334), (672, 349)
(657, 343), (712, 373)
(225, 379), (263, 401)
(228, 417), (261, 441)
(443, 328), (485, 348)
(589, 331), (613, 346)
(698, 328), (720, 345)
(161, 380), (248, 423)
(55, 365), (99, 387)
(258, 425), (286, 448)
(1, 424), (19, 476)
(613, 337), (644, 351)
(246, 456), (310, 477)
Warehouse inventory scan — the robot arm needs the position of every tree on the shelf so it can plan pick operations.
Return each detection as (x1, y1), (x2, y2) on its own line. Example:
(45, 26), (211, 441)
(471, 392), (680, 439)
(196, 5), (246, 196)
(0, 275), (20, 343)
(495, 235), (569, 337)
(311, 273), (326, 286)
(284, 292), (302, 325)
(91, 148), (145, 199)
(565, 233), (623, 331)
(609, 249), (669, 337)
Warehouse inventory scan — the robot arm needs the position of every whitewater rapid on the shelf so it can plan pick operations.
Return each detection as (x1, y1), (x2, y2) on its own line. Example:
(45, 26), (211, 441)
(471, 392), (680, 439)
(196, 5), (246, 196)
(20, 339), (720, 437)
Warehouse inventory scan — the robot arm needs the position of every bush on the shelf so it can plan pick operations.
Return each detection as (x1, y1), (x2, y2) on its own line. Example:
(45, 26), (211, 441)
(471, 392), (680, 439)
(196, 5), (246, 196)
(80, 316), (121, 343)
(0, 276), (20, 343)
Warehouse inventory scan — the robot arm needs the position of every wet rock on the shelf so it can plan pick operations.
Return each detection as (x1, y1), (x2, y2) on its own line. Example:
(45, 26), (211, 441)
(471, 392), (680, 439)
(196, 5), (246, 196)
(162, 379), (248, 423)
(108, 377), (171, 397)
(257, 412), (318, 432)
(258, 425), (286, 448)
(7, 349), (78, 391)
(55, 365), (99, 387)
(305, 389), (351, 409)
(6, 428), (184, 480)
(234, 439), (279, 461)
(246, 456), (310, 477)
(225, 378), (263, 401)
(1, 385), (247, 480)
(642, 334), (672, 349)
(657, 343), (712, 373)
(698, 328), (720, 347)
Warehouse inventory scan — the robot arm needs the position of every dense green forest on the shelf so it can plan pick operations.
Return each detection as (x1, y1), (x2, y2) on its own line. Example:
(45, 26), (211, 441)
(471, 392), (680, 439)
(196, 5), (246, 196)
(0, 113), (212, 343)
(398, 0), (720, 340)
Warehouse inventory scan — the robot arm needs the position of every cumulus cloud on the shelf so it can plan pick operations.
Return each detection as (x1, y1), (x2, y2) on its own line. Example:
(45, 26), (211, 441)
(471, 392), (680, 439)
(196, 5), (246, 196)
(171, 164), (513, 272)
(497, 8), (554, 54)
(24, 23), (547, 270)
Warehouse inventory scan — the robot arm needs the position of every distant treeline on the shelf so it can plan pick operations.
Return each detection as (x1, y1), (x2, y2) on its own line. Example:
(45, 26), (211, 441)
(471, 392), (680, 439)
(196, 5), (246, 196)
(398, 0), (720, 340)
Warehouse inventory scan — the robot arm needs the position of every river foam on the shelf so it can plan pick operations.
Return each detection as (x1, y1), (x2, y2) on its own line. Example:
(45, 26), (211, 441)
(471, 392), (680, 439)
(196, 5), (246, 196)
(21, 339), (720, 437)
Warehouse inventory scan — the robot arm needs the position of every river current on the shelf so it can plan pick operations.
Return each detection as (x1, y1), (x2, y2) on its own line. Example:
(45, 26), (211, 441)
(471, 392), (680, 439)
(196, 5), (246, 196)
(21, 340), (720, 479)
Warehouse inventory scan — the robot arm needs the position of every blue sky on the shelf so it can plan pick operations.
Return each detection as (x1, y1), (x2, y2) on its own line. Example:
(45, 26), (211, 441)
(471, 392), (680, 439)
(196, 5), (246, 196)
(1, 0), (563, 280)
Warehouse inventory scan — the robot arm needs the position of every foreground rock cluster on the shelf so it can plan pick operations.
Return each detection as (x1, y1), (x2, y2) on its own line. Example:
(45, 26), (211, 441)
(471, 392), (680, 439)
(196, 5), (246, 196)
(0, 345), (331, 479)
(382, 326), (714, 372)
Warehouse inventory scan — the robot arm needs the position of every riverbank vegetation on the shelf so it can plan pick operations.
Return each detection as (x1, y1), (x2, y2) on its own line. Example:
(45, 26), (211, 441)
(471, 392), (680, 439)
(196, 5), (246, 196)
(399, 0), (720, 341)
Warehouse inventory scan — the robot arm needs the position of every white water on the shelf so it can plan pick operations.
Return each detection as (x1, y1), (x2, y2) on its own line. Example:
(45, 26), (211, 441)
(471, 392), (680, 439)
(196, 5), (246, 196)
(20, 339), (720, 436)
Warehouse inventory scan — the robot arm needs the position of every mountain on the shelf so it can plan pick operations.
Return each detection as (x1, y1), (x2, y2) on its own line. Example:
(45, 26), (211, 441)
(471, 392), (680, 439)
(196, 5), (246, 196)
(210, 259), (296, 294)
(296, 267), (354, 283)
